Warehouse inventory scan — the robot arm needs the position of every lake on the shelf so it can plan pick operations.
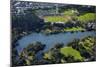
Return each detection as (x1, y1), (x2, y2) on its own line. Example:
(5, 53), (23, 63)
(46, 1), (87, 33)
(16, 31), (96, 53)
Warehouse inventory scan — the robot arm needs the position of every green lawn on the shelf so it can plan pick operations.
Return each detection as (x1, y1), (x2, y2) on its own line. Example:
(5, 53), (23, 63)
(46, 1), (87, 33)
(78, 13), (96, 23)
(43, 9), (79, 23)
(44, 16), (70, 22)
(63, 27), (85, 32)
(60, 47), (83, 60)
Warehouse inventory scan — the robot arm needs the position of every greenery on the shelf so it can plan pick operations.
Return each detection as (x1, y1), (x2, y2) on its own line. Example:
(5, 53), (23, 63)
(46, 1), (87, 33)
(67, 36), (96, 60)
(60, 47), (83, 61)
(78, 13), (96, 23)
(44, 15), (70, 22)
(43, 9), (78, 23)
(63, 27), (85, 32)
(16, 42), (46, 65)
(13, 35), (96, 66)
(63, 9), (78, 15)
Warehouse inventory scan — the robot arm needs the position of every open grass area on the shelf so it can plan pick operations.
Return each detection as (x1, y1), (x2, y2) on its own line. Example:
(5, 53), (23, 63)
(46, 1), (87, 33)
(78, 13), (96, 23)
(60, 47), (83, 60)
(44, 15), (70, 23)
(63, 27), (85, 32)
(43, 9), (78, 23)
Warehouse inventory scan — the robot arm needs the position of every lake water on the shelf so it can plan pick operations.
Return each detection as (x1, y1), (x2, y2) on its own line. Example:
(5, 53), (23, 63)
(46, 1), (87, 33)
(17, 31), (96, 53)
